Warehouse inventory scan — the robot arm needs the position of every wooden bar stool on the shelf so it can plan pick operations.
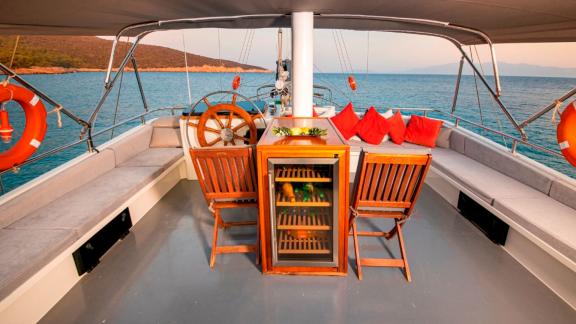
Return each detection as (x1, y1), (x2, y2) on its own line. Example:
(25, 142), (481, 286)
(349, 151), (432, 281)
(189, 145), (259, 268)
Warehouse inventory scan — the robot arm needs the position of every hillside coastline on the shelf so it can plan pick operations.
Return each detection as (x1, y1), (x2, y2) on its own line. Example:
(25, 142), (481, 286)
(13, 66), (270, 75)
(1, 36), (270, 74)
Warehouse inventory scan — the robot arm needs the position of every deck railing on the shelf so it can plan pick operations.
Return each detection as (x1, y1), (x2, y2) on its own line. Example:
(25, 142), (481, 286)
(0, 104), (564, 195)
(0, 106), (183, 194)
(392, 107), (563, 159)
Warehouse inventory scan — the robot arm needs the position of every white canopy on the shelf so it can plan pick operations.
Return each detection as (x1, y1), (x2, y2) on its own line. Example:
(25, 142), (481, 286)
(2, 0), (576, 44)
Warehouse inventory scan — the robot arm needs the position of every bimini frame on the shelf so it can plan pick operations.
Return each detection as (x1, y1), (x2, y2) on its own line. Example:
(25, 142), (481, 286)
(3, 13), (573, 192)
(92, 13), (529, 141)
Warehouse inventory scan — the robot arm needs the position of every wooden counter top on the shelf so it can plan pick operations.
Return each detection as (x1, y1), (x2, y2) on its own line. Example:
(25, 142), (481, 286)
(257, 117), (347, 147)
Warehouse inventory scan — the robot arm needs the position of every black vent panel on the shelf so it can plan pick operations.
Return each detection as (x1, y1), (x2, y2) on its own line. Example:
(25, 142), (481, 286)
(72, 208), (132, 275)
(457, 192), (509, 245)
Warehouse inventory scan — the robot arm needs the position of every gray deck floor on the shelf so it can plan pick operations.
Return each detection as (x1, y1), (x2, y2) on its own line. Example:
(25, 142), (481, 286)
(41, 180), (576, 324)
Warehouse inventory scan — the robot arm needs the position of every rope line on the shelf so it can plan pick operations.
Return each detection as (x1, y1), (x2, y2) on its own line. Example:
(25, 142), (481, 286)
(8, 36), (19, 69)
(48, 105), (63, 128)
(551, 99), (563, 123)
(182, 32), (193, 106)
(338, 31), (354, 73)
(469, 47), (484, 126)
(331, 31), (345, 74)
(471, 46), (510, 147)
(313, 63), (352, 103)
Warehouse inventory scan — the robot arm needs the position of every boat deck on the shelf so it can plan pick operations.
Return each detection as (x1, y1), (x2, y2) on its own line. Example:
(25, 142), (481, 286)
(41, 180), (576, 323)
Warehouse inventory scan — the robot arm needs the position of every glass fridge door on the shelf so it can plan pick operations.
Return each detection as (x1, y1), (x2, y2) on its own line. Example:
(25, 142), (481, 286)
(268, 158), (339, 267)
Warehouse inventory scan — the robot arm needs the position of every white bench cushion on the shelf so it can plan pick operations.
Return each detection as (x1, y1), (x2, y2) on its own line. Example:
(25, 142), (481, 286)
(119, 148), (183, 169)
(433, 148), (544, 204)
(106, 126), (153, 165)
(463, 136), (554, 195)
(150, 128), (182, 148)
(0, 150), (116, 228)
(348, 139), (431, 155)
(549, 179), (576, 211)
(151, 116), (180, 128)
(8, 166), (163, 237)
(494, 196), (576, 264)
(0, 228), (77, 299)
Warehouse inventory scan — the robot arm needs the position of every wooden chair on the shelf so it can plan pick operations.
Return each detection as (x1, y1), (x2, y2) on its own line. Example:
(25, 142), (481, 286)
(349, 151), (432, 281)
(189, 145), (259, 268)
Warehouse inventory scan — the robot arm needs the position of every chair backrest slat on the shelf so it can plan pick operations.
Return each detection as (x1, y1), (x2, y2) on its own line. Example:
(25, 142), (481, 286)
(190, 145), (258, 201)
(353, 152), (432, 215)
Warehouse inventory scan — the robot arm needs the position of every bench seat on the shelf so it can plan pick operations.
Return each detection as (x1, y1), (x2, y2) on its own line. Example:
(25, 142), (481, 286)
(0, 228), (76, 300)
(430, 130), (576, 265)
(494, 197), (576, 263)
(119, 148), (183, 169)
(0, 117), (184, 301)
(432, 148), (544, 204)
(7, 166), (164, 236)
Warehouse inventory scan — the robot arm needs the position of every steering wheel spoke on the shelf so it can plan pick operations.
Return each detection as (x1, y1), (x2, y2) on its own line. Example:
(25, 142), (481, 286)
(204, 126), (221, 134)
(227, 111), (235, 128)
(193, 92), (261, 147)
(203, 97), (213, 108)
(207, 137), (223, 146)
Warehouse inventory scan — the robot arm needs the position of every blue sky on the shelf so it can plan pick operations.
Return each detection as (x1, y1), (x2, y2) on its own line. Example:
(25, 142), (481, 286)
(108, 28), (576, 72)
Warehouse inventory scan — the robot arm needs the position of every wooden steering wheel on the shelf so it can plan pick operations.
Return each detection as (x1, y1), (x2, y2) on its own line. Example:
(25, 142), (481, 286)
(187, 91), (265, 147)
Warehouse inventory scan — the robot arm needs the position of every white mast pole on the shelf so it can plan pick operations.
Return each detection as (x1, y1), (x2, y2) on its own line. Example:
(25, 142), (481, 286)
(291, 12), (314, 117)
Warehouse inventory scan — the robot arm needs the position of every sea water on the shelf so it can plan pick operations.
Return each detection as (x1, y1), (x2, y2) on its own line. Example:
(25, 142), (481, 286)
(1, 72), (574, 193)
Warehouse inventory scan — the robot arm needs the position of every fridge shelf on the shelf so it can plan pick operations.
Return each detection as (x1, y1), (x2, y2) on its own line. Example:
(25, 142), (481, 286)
(274, 166), (332, 182)
(276, 208), (332, 230)
(277, 231), (331, 254)
(275, 190), (331, 207)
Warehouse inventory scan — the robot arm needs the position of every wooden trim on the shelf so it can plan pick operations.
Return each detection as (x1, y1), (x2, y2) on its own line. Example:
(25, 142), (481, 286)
(257, 119), (349, 275)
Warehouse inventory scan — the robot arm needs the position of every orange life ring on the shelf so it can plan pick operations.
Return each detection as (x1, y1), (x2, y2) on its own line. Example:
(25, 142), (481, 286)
(232, 75), (241, 90)
(557, 101), (576, 167)
(0, 84), (47, 171)
(348, 75), (357, 91)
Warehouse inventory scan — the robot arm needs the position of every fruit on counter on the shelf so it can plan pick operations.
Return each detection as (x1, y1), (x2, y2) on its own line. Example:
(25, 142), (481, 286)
(282, 183), (296, 202)
(289, 127), (303, 136)
(272, 126), (291, 136)
(307, 127), (328, 136)
(271, 126), (328, 137)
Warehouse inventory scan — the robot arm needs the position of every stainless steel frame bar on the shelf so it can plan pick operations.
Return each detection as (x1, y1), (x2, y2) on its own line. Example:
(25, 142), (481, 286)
(451, 56), (464, 114)
(519, 86), (576, 129)
(0, 62), (89, 128)
(0, 106), (183, 178)
(84, 36), (143, 150)
(317, 14), (502, 96)
(457, 46), (527, 140)
(131, 56), (149, 124)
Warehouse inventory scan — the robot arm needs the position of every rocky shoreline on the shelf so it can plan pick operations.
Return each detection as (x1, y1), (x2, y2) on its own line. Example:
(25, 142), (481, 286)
(14, 65), (271, 75)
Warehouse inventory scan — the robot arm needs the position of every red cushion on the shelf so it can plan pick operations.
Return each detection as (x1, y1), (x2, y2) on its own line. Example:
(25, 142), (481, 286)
(354, 107), (390, 145)
(405, 115), (444, 148)
(330, 102), (359, 140)
(387, 111), (406, 144)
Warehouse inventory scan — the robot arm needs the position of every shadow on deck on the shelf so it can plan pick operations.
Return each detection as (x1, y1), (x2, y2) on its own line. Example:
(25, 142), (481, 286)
(41, 180), (576, 323)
